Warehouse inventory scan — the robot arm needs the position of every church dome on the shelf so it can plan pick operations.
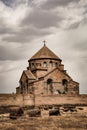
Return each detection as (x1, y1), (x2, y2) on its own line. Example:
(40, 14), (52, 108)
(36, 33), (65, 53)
(29, 44), (61, 61)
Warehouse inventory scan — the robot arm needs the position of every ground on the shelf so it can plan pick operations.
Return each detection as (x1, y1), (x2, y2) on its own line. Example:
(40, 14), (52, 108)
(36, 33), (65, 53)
(0, 114), (87, 130)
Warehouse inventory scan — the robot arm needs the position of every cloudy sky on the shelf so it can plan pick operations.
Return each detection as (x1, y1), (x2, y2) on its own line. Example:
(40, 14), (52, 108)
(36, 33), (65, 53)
(0, 0), (87, 94)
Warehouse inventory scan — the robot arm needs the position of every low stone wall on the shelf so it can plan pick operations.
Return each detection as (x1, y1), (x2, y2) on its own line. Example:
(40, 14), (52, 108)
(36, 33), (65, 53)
(35, 94), (87, 106)
(0, 94), (34, 107)
(0, 94), (87, 108)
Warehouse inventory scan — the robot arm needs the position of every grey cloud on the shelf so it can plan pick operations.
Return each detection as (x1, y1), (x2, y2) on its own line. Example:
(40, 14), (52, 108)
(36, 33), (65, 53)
(0, 72), (17, 93)
(84, 3), (87, 10)
(22, 9), (61, 28)
(2, 34), (31, 43)
(41, 0), (80, 10)
(0, 0), (27, 7)
(0, 59), (27, 93)
(73, 42), (87, 51)
(69, 35), (87, 52)
(68, 22), (81, 29)
(0, 16), (21, 36)
(81, 18), (87, 25)
(0, 0), (81, 9)
(0, 45), (25, 60)
(0, 0), (14, 7)
(0, 0), (36, 8)
(1, 7), (55, 43)
(2, 26), (52, 43)
(0, 26), (16, 35)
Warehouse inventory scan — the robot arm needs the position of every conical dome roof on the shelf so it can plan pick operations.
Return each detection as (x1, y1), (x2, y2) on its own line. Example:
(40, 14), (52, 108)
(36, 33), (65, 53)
(29, 44), (61, 61)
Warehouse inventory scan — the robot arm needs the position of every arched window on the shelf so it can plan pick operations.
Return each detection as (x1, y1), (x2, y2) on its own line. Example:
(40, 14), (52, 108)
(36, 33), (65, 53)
(55, 62), (59, 68)
(62, 79), (68, 86)
(36, 63), (41, 67)
(26, 79), (28, 87)
(20, 81), (22, 86)
(43, 62), (47, 68)
(47, 79), (53, 94)
(47, 79), (53, 84)
(32, 63), (34, 68)
(62, 79), (68, 92)
(50, 61), (53, 67)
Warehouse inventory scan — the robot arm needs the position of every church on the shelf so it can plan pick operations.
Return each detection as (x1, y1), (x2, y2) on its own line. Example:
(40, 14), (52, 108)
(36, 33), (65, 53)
(16, 43), (79, 95)
(0, 42), (87, 116)
(0, 43), (87, 117)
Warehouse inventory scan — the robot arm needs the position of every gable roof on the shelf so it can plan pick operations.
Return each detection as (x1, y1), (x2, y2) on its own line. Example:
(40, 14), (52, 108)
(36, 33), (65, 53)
(24, 70), (36, 80)
(42, 68), (72, 80)
(42, 68), (79, 84)
(28, 67), (79, 85)
(20, 70), (36, 82)
(30, 68), (73, 84)
(29, 44), (61, 61)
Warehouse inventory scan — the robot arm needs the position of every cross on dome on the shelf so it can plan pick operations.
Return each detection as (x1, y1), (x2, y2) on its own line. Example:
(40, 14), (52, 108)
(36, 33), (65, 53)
(43, 40), (46, 46)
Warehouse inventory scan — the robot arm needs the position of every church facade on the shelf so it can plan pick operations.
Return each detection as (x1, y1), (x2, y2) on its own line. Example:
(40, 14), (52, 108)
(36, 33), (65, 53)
(16, 44), (79, 95)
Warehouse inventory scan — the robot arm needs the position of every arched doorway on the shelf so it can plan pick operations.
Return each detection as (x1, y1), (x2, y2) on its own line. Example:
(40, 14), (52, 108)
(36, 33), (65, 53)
(47, 79), (53, 94)
(62, 79), (68, 92)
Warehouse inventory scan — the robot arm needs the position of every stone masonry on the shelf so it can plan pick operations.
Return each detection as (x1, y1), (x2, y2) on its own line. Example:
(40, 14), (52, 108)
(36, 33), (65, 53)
(16, 44), (79, 95)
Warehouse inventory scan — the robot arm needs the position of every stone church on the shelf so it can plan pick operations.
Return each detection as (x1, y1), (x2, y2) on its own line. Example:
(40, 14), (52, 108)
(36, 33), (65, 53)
(16, 43), (79, 95)
(0, 42), (87, 114)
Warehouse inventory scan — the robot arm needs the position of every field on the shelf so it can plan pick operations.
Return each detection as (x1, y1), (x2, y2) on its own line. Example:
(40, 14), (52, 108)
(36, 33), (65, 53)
(0, 114), (87, 130)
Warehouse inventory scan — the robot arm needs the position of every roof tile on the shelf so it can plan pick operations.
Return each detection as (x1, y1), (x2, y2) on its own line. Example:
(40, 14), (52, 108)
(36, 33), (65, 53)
(30, 44), (61, 61)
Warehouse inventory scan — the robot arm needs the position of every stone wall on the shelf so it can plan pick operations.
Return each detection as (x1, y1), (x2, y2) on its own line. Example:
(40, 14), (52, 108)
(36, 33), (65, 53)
(0, 94), (87, 108)
(0, 94), (34, 107)
(35, 94), (87, 106)
(29, 59), (61, 77)
(33, 68), (79, 95)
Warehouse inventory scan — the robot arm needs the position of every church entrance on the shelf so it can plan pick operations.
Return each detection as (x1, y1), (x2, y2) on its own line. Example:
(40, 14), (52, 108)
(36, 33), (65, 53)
(47, 79), (53, 94)
(62, 79), (68, 92)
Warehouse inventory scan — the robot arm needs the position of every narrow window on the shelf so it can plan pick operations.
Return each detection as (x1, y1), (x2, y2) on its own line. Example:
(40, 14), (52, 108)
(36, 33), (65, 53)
(55, 62), (59, 68)
(62, 79), (68, 86)
(47, 78), (53, 94)
(62, 79), (68, 92)
(43, 62), (47, 68)
(50, 61), (53, 67)
(32, 63), (34, 68)
(26, 79), (28, 87)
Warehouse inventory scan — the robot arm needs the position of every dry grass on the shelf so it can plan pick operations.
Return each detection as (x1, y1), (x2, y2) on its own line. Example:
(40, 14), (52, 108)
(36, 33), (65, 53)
(0, 114), (87, 130)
